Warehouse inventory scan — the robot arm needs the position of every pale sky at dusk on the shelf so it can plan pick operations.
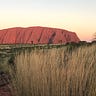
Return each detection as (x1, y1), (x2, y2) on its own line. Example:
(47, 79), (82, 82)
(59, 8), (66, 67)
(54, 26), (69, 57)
(0, 0), (96, 41)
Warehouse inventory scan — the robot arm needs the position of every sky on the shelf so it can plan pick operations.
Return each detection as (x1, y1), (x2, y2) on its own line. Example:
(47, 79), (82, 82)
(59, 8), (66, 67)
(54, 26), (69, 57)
(0, 0), (96, 41)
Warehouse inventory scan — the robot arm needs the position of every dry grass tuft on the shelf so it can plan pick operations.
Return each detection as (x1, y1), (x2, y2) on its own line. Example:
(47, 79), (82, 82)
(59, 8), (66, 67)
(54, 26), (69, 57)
(11, 45), (96, 96)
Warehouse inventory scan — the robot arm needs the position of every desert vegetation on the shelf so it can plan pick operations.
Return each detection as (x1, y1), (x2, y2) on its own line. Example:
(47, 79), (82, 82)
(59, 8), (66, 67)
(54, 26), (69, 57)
(0, 43), (96, 96)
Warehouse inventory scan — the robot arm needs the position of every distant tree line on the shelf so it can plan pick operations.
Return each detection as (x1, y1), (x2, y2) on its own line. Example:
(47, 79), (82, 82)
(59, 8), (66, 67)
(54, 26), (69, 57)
(93, 32), (96, 41)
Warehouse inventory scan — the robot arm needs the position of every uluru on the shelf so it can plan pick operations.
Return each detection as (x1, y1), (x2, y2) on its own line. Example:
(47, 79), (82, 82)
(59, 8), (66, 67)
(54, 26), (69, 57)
(0, 26), (80, 44)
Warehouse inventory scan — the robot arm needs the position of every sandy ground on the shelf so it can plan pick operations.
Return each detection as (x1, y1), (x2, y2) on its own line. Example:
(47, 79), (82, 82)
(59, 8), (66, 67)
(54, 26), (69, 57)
(0, 73), (12, 96)
(0, 85), (12, 96)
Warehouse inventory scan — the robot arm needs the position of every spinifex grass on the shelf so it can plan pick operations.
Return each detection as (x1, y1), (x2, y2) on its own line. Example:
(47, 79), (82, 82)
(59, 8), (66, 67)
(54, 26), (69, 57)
(10, 44), (96, 96)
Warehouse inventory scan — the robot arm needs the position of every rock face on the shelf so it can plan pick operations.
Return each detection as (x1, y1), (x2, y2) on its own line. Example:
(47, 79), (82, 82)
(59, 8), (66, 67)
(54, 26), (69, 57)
(0, 26), (80, 44)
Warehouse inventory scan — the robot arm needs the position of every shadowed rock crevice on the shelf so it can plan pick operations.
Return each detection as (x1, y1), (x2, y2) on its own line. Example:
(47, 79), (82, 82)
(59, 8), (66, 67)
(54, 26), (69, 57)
(38, 29), (44, 43)
(48, 32), (56, 44)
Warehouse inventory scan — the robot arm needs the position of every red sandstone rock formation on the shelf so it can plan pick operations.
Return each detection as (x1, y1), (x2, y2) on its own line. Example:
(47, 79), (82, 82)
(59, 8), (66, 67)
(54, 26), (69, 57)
(0, 26), (80, 44)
